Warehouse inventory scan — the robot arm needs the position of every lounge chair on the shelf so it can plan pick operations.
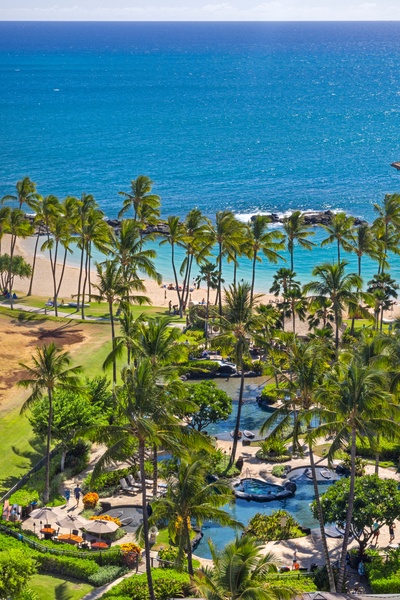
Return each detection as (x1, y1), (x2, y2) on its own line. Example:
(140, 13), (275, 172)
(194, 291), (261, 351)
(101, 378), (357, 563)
(120, 478), (135, 493)
(126, 474), (143, 490)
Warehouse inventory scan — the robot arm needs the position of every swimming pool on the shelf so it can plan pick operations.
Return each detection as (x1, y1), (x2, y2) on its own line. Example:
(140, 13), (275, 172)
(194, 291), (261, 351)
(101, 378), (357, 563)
(194, 479), (333, 559)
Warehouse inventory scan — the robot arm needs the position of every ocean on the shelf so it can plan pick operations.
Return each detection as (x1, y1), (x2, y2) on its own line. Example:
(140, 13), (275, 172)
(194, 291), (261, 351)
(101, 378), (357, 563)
(1, 21), (400, 288)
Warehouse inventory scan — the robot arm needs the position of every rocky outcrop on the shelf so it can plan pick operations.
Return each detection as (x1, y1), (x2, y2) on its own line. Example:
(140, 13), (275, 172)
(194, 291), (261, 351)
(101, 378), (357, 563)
(252, 210), (366, 226)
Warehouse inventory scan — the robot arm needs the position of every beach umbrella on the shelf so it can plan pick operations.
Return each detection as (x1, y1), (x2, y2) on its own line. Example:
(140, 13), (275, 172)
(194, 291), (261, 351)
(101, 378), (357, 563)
(56, 514), (90, 534)
(30, 506), (63, 524)
(85, 519), (119, 540)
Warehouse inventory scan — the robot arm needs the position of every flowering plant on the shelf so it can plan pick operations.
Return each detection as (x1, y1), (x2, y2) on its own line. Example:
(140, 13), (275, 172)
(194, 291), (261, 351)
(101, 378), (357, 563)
(120, 542), (142, 554)
(89, 514), (122, 527)
(83, 492), (99, 509)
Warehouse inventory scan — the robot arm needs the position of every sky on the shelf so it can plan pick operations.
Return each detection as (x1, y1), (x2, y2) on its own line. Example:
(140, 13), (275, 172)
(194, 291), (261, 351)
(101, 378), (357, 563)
(1, 0), (400, 21)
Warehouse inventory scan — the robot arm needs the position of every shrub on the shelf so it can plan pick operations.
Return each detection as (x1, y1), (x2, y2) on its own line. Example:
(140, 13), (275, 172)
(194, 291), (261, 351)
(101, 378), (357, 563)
(83, 492), (99, 509)
(37, 554), (99, 582)
(90, 514), (122, 527)
(120, 542), (142, 555)
(64, 440), (91, 475)
(208, 448), (240, 478)
(260, 383), (286, 405)
(246, 510), (305, 541)
(181, 360), (220, 378)
(88, 565), (128, 587)
(256, 437), (291, 463)
(340, 455), (366, 476)
(356, 439), (400, 462)
(271, 465), (286, 477)
(267, 574), (317, 592)
(84, 467), (139, 494)
(103, 569), (191, 600)
(9, 489), (39, 507)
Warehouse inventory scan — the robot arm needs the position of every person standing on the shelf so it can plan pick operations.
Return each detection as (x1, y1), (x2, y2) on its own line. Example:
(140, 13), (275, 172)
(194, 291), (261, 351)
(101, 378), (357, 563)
(64, 488), (71, 505)
(389, 522), (396, 543)
(372, 522), (380, 544)
(74, 484), (82, 506)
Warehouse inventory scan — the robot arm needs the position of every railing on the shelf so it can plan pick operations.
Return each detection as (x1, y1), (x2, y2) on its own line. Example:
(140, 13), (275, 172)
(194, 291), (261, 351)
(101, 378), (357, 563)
(0, 524), (120, 559)
(0, 445), (60, 503)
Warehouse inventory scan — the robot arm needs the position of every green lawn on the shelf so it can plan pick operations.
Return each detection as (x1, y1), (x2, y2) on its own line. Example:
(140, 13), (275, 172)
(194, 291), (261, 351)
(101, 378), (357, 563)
(29, 574), (93, 600)
(344, 318), (391, 332)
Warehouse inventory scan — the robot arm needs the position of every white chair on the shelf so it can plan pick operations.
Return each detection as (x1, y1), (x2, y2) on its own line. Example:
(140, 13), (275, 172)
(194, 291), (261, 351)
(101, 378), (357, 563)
(127, 474), (142, 491)
(120, 478), (135, 493)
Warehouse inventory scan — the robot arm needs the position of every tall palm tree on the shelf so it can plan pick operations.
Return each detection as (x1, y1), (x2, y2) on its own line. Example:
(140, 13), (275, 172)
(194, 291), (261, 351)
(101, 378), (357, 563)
(321, 212), (354, 264)
(160, 216), (186, 313)
(91, 358), (193, 600)
(260, 338), (336, 592)
(0, 206), (11, 256)
(118, 175), (161, 225)
(373, 193), (400, 273)
(218, 282), (257, 467)
(304, 261), (362, 350)
(270, 269), (298, 331)
(18, 343), (82, 503)
(349, 223), (379, 276)
(195, 261), (219, 346)
(92, 260), (149, 383)
(314, 357), (399, 592)
(367, 273), (398, 331)
(248, 216), (284, 302)
(1, 176), (38, 210)
(282, 211), (315, 272)
(193, 535), (292, 600)
(4, 208), (33, 308)
(150, 454), (240, 574)
(213, 211), (244, 316)
(103, 307), (145, 369)
(283, 284), (307, 334)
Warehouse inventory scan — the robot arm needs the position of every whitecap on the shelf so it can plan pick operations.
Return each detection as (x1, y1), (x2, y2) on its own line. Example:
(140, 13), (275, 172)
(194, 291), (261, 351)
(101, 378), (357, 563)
(53, 88), (60, 92)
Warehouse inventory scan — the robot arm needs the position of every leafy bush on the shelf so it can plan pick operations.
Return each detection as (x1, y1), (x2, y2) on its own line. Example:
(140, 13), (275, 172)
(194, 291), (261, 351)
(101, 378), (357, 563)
(208, 448), (240, 478)
(88, 565), (128, 587)
(84, 467), (138, 494)
(103, 569), (191, 600)
(246, 510), (305, 541)
(180, 360), (220, 378)
(271, 465), (286, 477)
(356, 439), (400, 462)
(64, 440), (91, 474)
(340, 455), (366, 476)
(37, 554), (99, 582)
(9, 489), (39, 507)
(260, 383), (286, 404)
(267, 574), (317, 592)
(256, 437), (291, 463)
(366, 547), (400, 592)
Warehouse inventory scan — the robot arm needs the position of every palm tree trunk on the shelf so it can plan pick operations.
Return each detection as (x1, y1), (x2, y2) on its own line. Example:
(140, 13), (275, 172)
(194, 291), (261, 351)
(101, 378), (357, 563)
(76, 245), (85, 313)
(292, 301), (296, 334)
(358, 254), (361, 277)
(152, 444), (158, 498)
(56, 246), (68, 298)
(334, 307), (340, 352)
(44, 387), (53, 504)
(205, 283), (210, 349)
(338, 240), (340, 264)
(337, 427), (357, 592)
(250, 251), (257, 303)
(229, 366), (245, 468)
(183, 254), (194, 311)
(233, 252), (237, 287)
(27, 233), (40, 296)
(171, 243), (182, 316)
(81, 245), (89, 320)
(8, 234), (17, 310)
(308, 440), (336, 592)
(218, 242), (223, 317)
(109, 300), (116, 384)
(139, 439), (156, 600)
(375, 434), (380, 475)
(88, 242), (92, 301)
(52, 240), (59, 317)
(290, 240), (294, 273)
(185, 520), (194, 576)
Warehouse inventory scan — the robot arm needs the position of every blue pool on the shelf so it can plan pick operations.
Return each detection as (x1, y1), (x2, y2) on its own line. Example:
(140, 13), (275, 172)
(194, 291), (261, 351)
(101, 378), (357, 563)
(194, 480), (333, 559)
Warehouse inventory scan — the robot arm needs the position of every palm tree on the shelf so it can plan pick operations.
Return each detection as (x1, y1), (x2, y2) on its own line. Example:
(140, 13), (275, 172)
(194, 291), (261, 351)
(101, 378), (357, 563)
(103, 307), (145, 369)
(193, 535), (292, 600)
(367, 273), (398, 331)
(0, 206), (11, 256)
(218, 282), (257, 467)
(349, 223), (379, 276)
(1, 176), (38, 210)
(283, 284), (307, 334)
(270, 269), (298, 331)
(18, 343), (82, 503)
(118, 175), (161, 225)
(314, 357), (399, 592)
(213, 211), (244, 316)
(260, 338), (336, 591)
(92, 260), (150, 383)
(304, 261), (362, 350)
(282, 211), (315, 272)
(160, 216), (186, 313)
(4, 208), (33, 308)
(150, 454), (240, 574)
(195, 261), (219, 346)
(91, 358), (193, 600)
(248, 216), (284, 302)
(373, 193), (400, 273)
(321, 212), (354, 264)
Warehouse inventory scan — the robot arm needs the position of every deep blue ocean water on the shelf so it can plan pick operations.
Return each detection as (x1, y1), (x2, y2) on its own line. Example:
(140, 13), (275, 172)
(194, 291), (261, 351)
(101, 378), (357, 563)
(2, 21), (400, 286)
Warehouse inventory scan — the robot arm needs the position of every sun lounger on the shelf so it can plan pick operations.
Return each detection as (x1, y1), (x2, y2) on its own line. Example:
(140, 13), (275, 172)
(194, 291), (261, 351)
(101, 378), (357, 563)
(120, 478), (135, 493)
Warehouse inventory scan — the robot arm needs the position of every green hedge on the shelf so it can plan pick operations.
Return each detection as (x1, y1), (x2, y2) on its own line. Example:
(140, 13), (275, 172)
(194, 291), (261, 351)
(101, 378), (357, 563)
(103, 569), (191, 599)
(88, 565), (129, 587)
(180, 360), (220, 377)
(83, 466), (138, 495)
(37, 554), (99, 582)
(356, 439), (400, 461)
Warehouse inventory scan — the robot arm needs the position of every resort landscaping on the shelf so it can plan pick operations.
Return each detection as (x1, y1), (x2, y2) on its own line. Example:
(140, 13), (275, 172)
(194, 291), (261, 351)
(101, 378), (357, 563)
(2, 177), (400, 597)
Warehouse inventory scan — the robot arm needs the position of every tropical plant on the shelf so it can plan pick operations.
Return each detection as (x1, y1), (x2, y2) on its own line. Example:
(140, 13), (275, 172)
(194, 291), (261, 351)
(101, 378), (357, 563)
(320, 212), (354, 264)
(150, 454), (240, 574)
(282, 211), (315, 272)
(304, 261), (363, 350)
(195, 261), (220, 345)
(185, 380), (232, 432)
(0, 254), (31, 293)
(367, 273), (398, 331)
(160, 215), (186, 314)
(192, 534), (293, 600)
(3, 208), (33, 307)
(349, 223), (379, 276)
(118, 175), (161, 225)
(373, 193), (400, 273)
(248, 215), (284, 302)
(18, 343), (82, 503)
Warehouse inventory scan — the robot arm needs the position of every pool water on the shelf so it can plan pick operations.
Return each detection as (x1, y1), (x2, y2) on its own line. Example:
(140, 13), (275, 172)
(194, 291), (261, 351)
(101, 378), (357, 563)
(235, 479), (284, 494)
(194, 481), (333, 559)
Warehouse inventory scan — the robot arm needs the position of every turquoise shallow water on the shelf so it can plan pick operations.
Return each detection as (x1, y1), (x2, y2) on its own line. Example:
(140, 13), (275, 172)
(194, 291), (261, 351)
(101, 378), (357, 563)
(3, 21), (400, 286)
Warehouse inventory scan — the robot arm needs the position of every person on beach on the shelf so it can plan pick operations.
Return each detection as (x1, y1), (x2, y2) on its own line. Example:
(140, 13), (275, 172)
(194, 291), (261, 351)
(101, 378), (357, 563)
(389, 522), (396, 543)
(74, 484), (82, 506)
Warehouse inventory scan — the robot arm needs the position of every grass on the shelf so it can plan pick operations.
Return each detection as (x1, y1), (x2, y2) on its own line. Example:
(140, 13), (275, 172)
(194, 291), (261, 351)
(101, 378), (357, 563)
(29, 573), (93, 600)
(344, 318), (391, 332)
(6, 292), (186, 323)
